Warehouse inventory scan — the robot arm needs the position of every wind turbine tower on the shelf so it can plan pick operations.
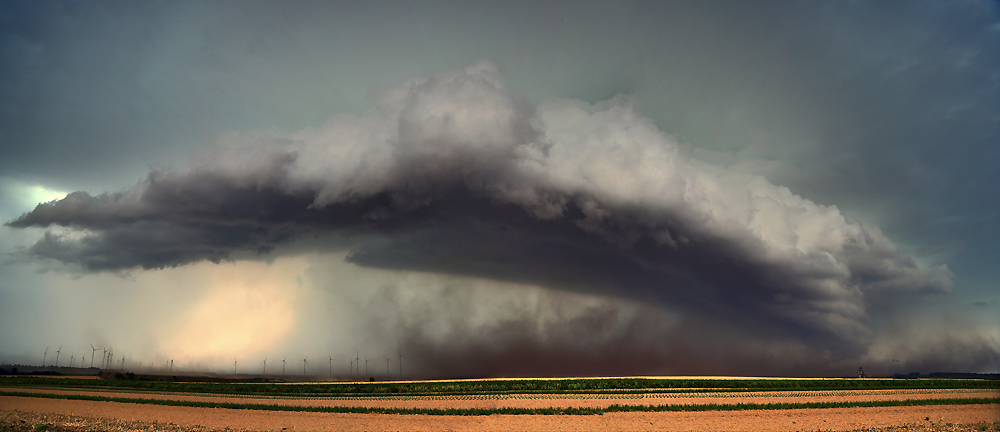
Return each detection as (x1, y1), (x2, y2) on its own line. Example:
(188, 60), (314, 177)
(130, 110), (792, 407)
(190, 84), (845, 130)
(55, 346), (61, 367)
(42, 347), (47, 366)
(328, 354), (333, 376)
(234, 358), (238, 375)
(302, 356), (308, 376)
(364, 357), (369, 376)
(282, 357), (286, 375)
(386, 357), (390, 377)
(263, 358), (267, 375)
(90, 344), (98, 368)
(398, 352), (403, 376)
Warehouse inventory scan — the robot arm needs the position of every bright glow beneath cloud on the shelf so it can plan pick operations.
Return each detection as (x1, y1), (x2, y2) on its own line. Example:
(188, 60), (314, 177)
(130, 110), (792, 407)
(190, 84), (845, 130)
(163, 258), (307, 366)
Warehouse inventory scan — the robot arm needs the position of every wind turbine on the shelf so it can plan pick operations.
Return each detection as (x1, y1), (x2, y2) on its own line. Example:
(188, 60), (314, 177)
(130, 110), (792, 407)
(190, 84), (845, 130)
(55, 346), (61, 367)
(170, 359), (173, 373)
(263, 358), (267, 375)
(350, 358), (353, 376)
(234, 358), (238, 375)
(398, 352), (403, 376)
(355, 351), (360, 376)
(42, 347), (47, 366)
(90, 344), (98, 368)
(364, 357), (369, 376)
(70, 354), (74, 368)
(302, 356), (308, 376)
(385, 357), (391, 377)
(328, 354), (333, 376)
(282, 357), (286, 375)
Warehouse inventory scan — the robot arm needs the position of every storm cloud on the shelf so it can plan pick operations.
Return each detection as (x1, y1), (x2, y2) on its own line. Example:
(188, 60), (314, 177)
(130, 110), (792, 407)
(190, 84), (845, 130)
(8, 61), (954, 359)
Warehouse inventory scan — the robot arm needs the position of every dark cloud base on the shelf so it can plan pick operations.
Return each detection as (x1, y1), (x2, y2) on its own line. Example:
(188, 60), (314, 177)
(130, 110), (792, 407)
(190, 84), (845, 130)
(364, 284), (1000, 378)
(6, 61), (984, 376)
(10, 174), (867, 356)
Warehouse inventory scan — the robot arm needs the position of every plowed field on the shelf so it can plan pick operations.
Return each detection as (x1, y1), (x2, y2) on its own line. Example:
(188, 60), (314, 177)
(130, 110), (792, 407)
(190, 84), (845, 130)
(1, 386), (997, 431)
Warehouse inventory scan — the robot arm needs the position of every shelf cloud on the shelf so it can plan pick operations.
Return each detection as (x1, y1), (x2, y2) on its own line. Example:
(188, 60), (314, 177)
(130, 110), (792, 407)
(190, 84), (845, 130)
(8, 61), (956, 361)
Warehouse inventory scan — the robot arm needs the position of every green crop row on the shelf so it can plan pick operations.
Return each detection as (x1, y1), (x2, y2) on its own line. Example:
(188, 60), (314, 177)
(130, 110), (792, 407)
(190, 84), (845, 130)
(1, 376), (996, 397)
(0, 390), (996, 416)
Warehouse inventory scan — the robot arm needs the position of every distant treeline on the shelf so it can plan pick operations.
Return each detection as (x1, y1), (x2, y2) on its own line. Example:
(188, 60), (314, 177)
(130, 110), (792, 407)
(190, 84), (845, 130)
(0, 368), (67, 376)
(0, 366), (98, 376)
(1, 376), (996, 397)
(891, 372), (1000, 379)
(96, 371), (283, 383)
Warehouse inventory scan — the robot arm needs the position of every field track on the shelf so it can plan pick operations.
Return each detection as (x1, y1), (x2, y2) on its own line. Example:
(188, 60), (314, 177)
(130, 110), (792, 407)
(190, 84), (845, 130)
(1, 377), (997, 431)
(1, 387), (996, 410)
(2, 396), (997, 431)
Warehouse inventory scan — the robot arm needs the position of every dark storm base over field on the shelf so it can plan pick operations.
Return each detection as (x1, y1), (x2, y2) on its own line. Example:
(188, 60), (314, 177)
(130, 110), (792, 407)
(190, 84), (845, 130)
(1, 1), (998, 382)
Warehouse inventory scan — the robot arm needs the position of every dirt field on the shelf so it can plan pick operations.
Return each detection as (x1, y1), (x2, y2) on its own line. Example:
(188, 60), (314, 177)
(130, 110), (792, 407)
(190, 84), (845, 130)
(1, 386), (996, 410)
(1, 387), (997, 431)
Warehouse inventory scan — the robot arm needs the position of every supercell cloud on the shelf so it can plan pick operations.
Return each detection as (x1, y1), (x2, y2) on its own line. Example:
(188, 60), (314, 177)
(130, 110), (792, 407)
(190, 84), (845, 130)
(7, 61), (957, 365)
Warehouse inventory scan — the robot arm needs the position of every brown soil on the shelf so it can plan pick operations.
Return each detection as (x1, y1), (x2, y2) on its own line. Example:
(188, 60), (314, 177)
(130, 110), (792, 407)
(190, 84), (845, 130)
(2, 392), (998, 432)
(1, 387), (995, 410)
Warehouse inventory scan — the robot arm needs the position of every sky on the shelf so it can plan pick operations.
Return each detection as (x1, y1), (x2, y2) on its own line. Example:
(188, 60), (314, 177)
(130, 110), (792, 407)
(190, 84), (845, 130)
(1, 1), (998, 378)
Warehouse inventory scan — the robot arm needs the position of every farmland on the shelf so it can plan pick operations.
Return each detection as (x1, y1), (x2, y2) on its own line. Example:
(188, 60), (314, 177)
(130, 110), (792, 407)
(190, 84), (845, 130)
(0, 376), (997, 431)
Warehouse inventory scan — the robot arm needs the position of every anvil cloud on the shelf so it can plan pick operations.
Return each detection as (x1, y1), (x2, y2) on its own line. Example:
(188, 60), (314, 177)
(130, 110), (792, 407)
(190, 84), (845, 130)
(9, 61), (954, 360)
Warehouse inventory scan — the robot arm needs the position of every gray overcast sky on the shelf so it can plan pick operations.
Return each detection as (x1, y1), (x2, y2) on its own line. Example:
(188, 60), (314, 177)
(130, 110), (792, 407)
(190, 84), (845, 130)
(1, 1), (997, 377)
